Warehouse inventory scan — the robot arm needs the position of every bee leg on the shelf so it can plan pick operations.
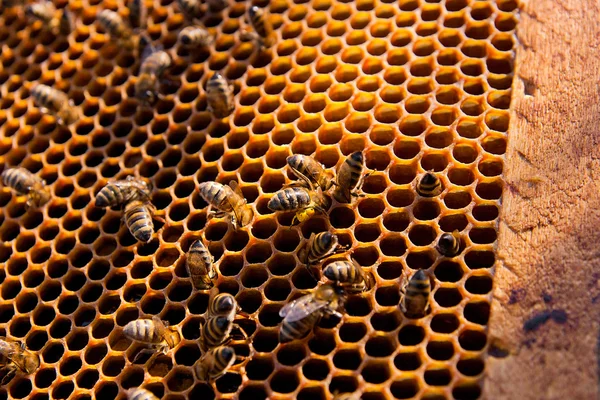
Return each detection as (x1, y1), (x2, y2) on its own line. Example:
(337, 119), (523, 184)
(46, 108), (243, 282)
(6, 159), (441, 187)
(305, 264), (320, 283)
(0, 365), (16, 385)
(230, 324), (249, 341)
(132, 347), (157, 364)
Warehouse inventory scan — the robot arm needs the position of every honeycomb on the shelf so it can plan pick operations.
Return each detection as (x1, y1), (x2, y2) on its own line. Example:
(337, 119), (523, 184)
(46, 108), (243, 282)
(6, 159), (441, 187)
(0, 0), (517, 398)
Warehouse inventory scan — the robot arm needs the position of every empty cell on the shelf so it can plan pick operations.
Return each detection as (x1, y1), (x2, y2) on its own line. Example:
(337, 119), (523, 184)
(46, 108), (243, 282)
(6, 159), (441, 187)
(464, 301), (491, 325)
(362, 361), (390, 384)
(270, 370), (299, 394)
(444, 191), (472, 209)
(465, 274), (493, 294)
(355, 223), (381, 242)
(434, 287), (463, 307)
(391, 378), (420, 399)
(264, 279), (291, 302)
(408, 225), (436, 246)
(459, 329), (487, 351)
(394, 351), (421, 371)
(427, 340), (455, 361)
(457, 357), (485, 377)
(424, 368), (452, 386)
(380, 235), (407, 257)
(329, 376), (359, 395)
(241, 266), (269, 289)
(339, 322), (367, 343)
(439, 214), (468, 232)
(435, 261), (464, 282)
(343, 295), (372, 318)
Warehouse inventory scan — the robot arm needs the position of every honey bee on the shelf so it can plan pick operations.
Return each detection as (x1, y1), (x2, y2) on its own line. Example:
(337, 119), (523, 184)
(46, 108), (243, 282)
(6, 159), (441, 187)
(178, 26), (213, 48)
(198, 181), (253, 229)
(186, 239), (216, 290)
(246, 5), (275, 48)
(323, 259), (374, 293)
(298, 232), (348, 280)
(200, 290), (246, 351)
(279, 284), (345, 343)
(436, 230), (461, 257)
(97, 9), (136, 50)
(416, 171), (443, 197)
(333, 151), (367, 204)
(0, 338), (39, 385)
(123, 200), (156, 243)
(123, 317), (181, 361)
(400, 270), (431, 318)
(135, 44), (172, 105)
(267, 186), (330, 225)
(1, 167), (50, 207)
(31, 84), (79, 126)
(206, 72), (235, 118)
(25, 1), (67, 35)
(194, 346), (237, 382)
(95, 176), (152, 208)
(177, 0), (202, 19)
(207, 0), (227, 12)
(128, 0), (147, 29)
(127, 388), (159, 400)
(286, 154), (335, 191)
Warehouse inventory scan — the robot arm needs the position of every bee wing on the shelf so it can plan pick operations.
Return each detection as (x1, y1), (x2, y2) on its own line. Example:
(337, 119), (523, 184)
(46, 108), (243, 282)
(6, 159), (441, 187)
(151, 316), (168, 335)
(227, 181), (244, 200)
(351, 258), (371, 285)
(140, 35), (162, 62)
(279, 295), (329, 322)
(225, 181), (248, 220)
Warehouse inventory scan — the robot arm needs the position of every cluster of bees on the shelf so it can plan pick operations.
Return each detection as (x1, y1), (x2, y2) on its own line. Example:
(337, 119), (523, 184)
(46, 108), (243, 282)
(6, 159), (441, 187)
(1, 0), (274, 125)
(0, 0), (468, 398)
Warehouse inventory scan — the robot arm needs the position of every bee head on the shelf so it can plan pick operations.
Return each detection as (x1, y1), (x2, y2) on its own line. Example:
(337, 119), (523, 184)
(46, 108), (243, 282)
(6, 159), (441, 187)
(438, 233), (454, 247)
(180, 34), (192, 45)
(420, 172), (438, 186)
(249, 5), (259, 18)
(349, 151), (364, 164)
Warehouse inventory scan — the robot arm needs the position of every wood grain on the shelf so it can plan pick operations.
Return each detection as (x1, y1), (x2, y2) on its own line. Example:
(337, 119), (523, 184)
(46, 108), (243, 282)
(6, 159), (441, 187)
(484, 0), (600, 399)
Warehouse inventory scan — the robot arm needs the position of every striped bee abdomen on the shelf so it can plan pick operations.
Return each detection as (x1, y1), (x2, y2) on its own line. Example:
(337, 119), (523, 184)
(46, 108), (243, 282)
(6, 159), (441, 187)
(1, 168), (31, 194)
(346, 152), (363, 189)
(402, 270), (431, 317)
(279, 312), (320, 343)
(267, 187), (311, 211)
(201, 316), (232, 349)
(124, 201), (154, 243)
(95, 184), (126, 207)
(416, 172), (442, 197)
(199, 182), (234, 212)
(123, 319), (161, 344)
(323, 261), (360, 284)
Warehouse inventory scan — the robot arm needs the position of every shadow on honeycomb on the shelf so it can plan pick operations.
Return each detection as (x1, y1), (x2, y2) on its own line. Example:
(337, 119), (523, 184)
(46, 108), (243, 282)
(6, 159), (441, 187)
(0, 0), (516, 398)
